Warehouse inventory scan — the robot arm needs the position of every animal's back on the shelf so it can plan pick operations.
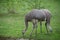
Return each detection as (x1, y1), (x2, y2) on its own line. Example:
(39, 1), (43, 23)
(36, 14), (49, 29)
(25, 9), (51, 21)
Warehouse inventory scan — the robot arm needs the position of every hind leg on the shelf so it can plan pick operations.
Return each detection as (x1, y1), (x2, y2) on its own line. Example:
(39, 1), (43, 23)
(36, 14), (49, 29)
(47, 23), (52, 33)
(45, 22), (49, 33)
(45, 20), (52, 34)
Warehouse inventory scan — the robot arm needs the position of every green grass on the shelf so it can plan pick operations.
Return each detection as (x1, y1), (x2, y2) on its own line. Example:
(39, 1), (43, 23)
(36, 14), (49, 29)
(0, 10), (60, 40)
(0, 0), (60, 40)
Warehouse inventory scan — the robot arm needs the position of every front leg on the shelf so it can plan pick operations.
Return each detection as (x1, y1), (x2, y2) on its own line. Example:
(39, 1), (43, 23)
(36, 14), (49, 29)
(22, 20), (28, 37)
(40, 21), (42, 33)
(30, 19), (36, 36)
(30, 19), (38, 40)
(30, 19), (38, 37)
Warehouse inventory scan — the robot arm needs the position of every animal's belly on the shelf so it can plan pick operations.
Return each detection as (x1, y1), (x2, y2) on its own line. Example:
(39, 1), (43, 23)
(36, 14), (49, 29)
(34, 15), (45, 20)
(38, 18), (45, 21)
(27, 16), (45, 21)
(27, 13), (46, 21)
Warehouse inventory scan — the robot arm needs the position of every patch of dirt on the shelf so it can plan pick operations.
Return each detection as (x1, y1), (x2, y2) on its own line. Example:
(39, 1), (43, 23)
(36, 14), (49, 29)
(0, 37), (16, 40)
(0, 37), (34, 40)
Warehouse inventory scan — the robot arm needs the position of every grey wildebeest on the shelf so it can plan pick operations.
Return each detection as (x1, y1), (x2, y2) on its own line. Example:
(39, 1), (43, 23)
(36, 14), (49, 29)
(22, 9), (52, 36)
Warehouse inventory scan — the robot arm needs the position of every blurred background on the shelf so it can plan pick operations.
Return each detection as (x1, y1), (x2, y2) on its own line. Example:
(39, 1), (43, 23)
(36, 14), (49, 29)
(0, 0), (60, 40)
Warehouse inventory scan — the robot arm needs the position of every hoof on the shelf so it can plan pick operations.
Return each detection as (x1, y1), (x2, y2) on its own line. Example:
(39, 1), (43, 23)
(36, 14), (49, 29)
(22, 31), (25, 35)
(50, 29), (53, 33)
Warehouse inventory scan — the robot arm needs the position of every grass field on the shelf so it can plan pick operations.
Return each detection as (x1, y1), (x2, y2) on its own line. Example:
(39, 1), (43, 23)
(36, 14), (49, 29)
(0, 0), (60, 40)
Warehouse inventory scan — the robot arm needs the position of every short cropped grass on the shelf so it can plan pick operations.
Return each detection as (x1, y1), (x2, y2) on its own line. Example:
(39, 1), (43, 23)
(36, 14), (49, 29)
(0, 0), (60, 40)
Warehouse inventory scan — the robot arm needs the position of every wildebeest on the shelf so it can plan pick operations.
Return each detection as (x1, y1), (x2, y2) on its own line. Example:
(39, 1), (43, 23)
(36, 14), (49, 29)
(22, 9), (52, 36)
